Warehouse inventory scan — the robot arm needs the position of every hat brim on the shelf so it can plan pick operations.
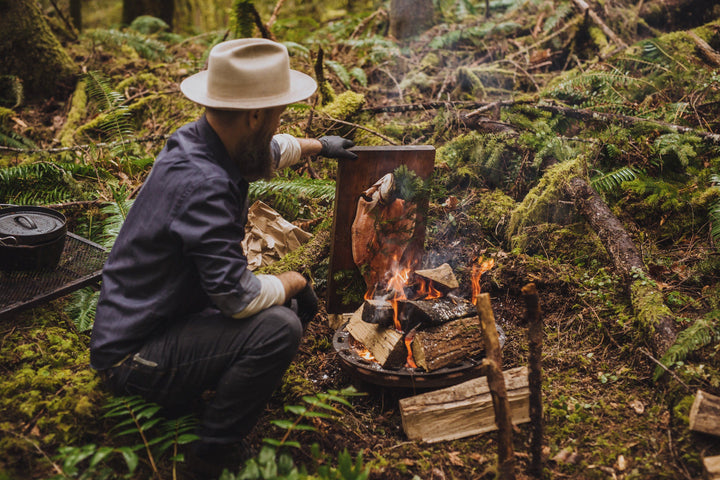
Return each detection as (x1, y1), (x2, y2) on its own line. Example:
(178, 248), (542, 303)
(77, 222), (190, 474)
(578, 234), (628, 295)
(180, 69), (318, 110)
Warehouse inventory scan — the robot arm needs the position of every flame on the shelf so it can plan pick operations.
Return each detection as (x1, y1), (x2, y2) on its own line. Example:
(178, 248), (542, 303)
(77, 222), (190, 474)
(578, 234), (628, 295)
(364, 285), (376, 301)
(471, 257), (495, 298)
(417, 278), (443, 300)
(404, 332), (417, 369)
(386, 262), (411, 331)
(356, 346), (376, 362)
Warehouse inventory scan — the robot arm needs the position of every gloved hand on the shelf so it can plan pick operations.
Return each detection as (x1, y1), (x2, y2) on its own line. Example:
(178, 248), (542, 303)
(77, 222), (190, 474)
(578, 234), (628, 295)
(318, 136), (358, 160)
(290, 280), (319, 328)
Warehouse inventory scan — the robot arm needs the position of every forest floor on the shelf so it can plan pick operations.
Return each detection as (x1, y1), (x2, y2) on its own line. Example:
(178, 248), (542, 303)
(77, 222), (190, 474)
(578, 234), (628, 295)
(2, 1), (720, 479)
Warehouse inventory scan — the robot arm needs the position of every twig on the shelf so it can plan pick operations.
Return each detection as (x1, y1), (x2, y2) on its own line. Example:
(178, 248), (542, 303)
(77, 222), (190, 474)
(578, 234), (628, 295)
(363, 101), (487, 114)
(45, 199), (110, 210)
(0, 134), (170, 154)
(319, 113), (399, 145)
(537, 103), (720, 144)
(571, 0), (628, 49)
(47, 0), (78, 41)
(350, 8), (387, 39)
(266, 0), (286, 30)
(10, 432), (66, 477)
(639, 348), (692, 392)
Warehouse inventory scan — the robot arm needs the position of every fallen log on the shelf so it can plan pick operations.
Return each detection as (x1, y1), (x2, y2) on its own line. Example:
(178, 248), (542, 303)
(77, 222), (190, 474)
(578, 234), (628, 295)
(346, 305), (406, 368)
(399, 366), (530, 443)
(689, 389), (720, 437)
(563, 177), (677, 357)
(411, 316), (484, 372)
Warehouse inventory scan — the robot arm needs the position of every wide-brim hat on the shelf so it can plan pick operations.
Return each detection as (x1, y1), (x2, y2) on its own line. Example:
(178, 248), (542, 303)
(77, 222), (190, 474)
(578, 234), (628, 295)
(180, 38), (317, 110)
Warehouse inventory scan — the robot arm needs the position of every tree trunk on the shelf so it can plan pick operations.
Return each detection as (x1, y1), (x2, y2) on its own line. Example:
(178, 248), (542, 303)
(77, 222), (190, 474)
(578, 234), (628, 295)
(389, 0), (434, 40)
(70, 0), (82, 31)
(0, 0), (79, 100)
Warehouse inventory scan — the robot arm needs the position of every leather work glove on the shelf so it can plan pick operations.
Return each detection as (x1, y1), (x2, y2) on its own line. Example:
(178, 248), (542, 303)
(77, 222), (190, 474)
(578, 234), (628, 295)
(318, 136), (358, 160)
(290, 281), (319, 329)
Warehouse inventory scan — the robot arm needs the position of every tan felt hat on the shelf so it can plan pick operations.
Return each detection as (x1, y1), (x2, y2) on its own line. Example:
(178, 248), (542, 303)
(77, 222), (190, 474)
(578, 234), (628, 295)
(180, 38), (317, 109)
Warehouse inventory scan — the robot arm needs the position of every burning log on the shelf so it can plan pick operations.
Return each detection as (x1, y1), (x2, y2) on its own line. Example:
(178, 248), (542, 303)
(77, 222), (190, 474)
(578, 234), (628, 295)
(411, 316), (484, 372)
(361, 298), (394, 325)
(346, 304), (407, 369)
(400, 295), (477, 330)
(399, 366), (529, 443)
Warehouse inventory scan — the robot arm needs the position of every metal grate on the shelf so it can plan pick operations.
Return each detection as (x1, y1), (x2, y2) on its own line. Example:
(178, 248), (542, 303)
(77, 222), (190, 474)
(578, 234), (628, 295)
(0, 232), (107, 318)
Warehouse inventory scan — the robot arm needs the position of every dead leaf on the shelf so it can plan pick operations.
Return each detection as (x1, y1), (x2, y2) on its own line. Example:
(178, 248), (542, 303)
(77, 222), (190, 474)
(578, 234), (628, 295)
(630, 399), (645, 415)
(616, 454), (627, 471)
(431, 467), (446, 480)
(447, 451), (464, 466)
(12, 117), (28, 128)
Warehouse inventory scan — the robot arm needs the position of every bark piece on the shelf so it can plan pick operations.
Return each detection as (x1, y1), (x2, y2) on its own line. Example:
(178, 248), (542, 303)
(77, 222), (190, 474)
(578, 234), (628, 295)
(346, 305), (406, 369)
(412, 316), (484, 371)
(414, 263), (459, 290)
(689, 390), (720, 437)
(564, 177), (677, 357)
(688, 31), (720, 67)
(399, 366), (529, 443)
(400, 295), (477, 330)
(705, 455), (720, 480)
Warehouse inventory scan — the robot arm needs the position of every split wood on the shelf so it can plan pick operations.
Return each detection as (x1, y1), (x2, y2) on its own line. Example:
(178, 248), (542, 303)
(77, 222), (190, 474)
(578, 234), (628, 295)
(475, 292), (516, 480)
(689, 390), (720, 438)
(522, 282), (544, 478)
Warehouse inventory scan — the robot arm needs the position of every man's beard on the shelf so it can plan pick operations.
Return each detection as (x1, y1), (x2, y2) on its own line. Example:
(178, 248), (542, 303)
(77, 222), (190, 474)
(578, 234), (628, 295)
(235, 128), (274, 181)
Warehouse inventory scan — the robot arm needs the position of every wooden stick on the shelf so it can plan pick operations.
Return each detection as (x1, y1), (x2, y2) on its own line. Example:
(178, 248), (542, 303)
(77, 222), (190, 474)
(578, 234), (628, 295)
(522, 283), (544, 478)
(688, 31), (720, 67)
(571, 0), (627, 49)
(266, 0), (286, 30)
(475, 293), (516, 480)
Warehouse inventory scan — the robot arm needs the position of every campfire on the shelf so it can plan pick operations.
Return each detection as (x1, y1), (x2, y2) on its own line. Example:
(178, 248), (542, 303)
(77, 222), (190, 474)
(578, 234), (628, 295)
(345, 257), (496, 372)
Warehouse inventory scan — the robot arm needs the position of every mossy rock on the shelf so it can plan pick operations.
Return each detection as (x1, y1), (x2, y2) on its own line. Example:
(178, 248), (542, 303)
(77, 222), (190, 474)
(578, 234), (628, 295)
(319, 90), (365, 121)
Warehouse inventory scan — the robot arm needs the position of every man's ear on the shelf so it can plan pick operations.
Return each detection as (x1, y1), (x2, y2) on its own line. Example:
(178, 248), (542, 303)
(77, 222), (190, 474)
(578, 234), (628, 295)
(246, 109), (264, 132)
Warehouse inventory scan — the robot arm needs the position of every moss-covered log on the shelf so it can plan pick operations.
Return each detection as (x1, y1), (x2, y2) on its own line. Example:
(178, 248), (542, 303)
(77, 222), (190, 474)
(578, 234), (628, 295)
(564, 176), (678, 357)
(0, 0), (79, 99)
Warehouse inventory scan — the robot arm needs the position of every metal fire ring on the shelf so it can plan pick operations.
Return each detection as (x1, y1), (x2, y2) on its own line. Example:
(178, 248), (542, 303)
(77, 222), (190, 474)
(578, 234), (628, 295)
(333, 321), (505, 389)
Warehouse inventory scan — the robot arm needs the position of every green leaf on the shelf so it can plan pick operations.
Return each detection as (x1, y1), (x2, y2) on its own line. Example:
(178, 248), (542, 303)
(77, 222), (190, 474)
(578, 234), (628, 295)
(284, 405), (307, 415)
(270, 419), (296, 429)
(89, 446), (114, 467)
(117, 446), (139, 473)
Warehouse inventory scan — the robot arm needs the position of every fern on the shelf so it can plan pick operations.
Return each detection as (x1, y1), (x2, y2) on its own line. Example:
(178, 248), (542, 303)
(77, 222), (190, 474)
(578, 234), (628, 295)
(85, 70), (132, 146)
(711, 174), (720, 245)
(248, 177), (335, 220)
(655, 311), (720, 381)
(591, 166), (639, 193)
(652, 133), (700, 169)
(0, 130), (36, 149)
(66, 287), (100, 333)
(100, 188), (134, 249)
(543, 2), (573, 33)
(0, 161), (95, 205)
(326, 60), (352, 88)
(86, 29), (167, 60)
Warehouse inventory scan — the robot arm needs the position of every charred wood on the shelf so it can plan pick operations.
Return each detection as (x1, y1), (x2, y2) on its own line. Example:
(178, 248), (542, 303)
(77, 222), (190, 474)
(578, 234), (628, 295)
(346, 305), (406, 369)
(361, 299), (394, 326)
(400, 295), (477, 330)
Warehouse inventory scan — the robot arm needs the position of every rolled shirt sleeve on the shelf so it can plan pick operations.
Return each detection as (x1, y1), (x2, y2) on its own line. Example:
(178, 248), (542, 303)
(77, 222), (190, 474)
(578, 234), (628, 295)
(272, 134), (302, 170)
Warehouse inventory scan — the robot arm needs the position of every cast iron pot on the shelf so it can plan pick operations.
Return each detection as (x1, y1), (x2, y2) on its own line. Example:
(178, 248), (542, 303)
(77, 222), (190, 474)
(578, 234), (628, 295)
(0, 206), (67, 271)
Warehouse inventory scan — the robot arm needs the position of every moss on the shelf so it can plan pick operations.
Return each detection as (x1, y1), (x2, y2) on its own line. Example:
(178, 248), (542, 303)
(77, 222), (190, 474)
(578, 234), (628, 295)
(116, 72), (162, 92)
(672, 395), (695, 425)
(0, 308), (106, 466)
(507, 157), (586, 243)
(466, 189), (517, 238)
(0, 106), (13, 128)
(57, 79), (87, 147)
(319, 90), (365, 121)
(630, 278), (673, 332)
(257, 226), (331, 278)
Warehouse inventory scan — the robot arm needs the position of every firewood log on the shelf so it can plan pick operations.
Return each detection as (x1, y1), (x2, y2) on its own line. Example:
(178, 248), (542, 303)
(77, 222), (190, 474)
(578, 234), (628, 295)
(346, 304), (406, 369)
(411, 316), (484, 371)
(690, 390), (720, 437)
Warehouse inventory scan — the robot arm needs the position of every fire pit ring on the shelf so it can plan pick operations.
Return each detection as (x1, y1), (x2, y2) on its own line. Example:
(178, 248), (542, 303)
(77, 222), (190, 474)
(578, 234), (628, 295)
(333, 321), (506, 389)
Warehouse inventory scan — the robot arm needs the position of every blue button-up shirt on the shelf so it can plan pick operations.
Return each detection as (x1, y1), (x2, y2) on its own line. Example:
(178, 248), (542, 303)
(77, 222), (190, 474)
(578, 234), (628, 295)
(90, 115), (281, 370)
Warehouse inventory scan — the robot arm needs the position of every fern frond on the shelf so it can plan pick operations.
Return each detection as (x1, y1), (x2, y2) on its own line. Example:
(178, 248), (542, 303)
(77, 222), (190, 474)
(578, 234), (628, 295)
(591, 166), (639, 193)
(326, 60), (352, 88)
(655, 311), (720, 380)
(86, 29), (167, 60)
(66, 287), (100, 332)
(249, 178), (336, 203)
(0, 161), (95, 205)
(710, 176), (720, 244)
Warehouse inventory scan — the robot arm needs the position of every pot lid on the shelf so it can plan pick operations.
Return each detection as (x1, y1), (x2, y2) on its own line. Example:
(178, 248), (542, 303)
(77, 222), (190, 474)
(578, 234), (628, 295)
(0, 206), (66, 244)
